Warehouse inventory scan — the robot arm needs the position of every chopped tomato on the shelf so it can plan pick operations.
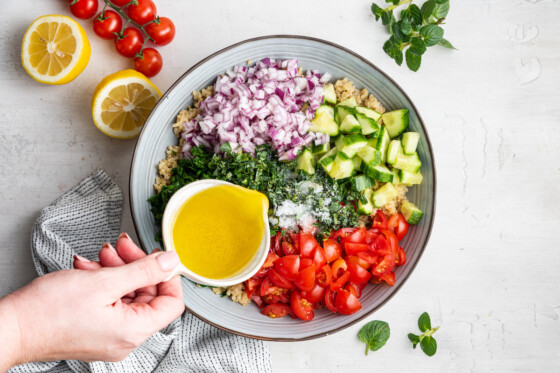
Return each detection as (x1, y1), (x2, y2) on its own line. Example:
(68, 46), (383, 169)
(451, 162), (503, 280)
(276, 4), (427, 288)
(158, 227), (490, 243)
(274, 255), (300, 281)
(371, 251), (395, 277)
(344, 283), (359, 297)
(302, 283), (326, 304)
(335, 290), (362, 315)
(323, 238), (342, 263)
(343, 227), (366, 244)
(347, 261), (372, 284)
(331, 258), (348, 279)
(380, 229), (399, 257)
(290, 291), (314, 321)
(254, 266), (270, 278)
(263, 293), (290, 304)
(330, 271), (350, 291)
(289, 233), (300, 253)
(260, 277), (288, 297)
(282, 241), (298, 256)
(352, 253), (375, 268)
(372, 210), (388, 230)
(365, 229), (380, 245)
(373, 272), (396, 286)
(300, 258), (313, 270)
(263, 251), (280, 268)
(345, 281), (367, 298)
(330, 228), (356, 241)
(311, 246), (327, 273)
(244, 277), (263, 298)
(300, 234), (319, 258)
(395, 246), (407, 266)
(324, 287), (337, 313)
(251, 294), (264, 308)
(293, 264), (315, 292)
(271, 232), (283, 257)
(388, 213), (409, 240)
(316, 264), (333, 288)
(370, 234), (390, 254)
(344, 242), (370, 255)
(262, 303), (294, 319)
(268, 268), (294, 290)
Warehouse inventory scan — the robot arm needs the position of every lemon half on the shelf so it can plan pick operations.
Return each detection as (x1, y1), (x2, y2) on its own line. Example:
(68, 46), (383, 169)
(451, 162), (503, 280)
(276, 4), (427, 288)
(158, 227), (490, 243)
(92, 70), (162, 139)
(21, 15), (91, 85)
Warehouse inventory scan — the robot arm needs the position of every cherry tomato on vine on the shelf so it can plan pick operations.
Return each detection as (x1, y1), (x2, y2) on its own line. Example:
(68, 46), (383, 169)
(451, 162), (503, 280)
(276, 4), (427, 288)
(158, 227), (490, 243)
(69, 0), (98, 19)
(134, 48), (162, 77)
(127, 0), (157, 25)
(145, 16), (175, 46)
(111, 0), (131, 6)
(114, 27), (143, 58)
(92, 10), (122, 40)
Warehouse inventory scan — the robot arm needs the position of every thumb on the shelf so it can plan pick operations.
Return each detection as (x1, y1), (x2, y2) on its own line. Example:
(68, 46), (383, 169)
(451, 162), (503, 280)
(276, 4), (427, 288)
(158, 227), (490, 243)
(104, 251), (180, 298)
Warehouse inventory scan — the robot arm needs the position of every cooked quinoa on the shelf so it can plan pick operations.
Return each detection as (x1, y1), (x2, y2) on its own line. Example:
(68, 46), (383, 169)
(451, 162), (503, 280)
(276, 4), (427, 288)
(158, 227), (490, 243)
(154, 79), (407, 306)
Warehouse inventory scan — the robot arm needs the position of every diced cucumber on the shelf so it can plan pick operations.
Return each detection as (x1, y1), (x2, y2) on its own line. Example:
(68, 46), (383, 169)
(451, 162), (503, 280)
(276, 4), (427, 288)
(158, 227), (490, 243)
(355, 106), (382, 122)
(386, 140), (402, 165)
(357, 146), (381, 166)
(356, 112), (379, 137)
(311, 142), (331, 155)
(296, 149), (315, 175)
(358, 188), (374, 215)
(340, 134), (368, 158)
(401, 132), (420, 155)
(375, 126), (391, 163)
(363, 164), (394, 183)
(316, 105), (335, 119)
(367, 137), (378, 148)
(319, 154), (336, 172)
(323, 83), (337, 104)
(382, 109), (409, 138)
(338, 97), (357, 108)
(327, 152), (355, 179)
(399, 170), (423, 185)
(372, 182), (398, 208)
(309, 112), (339, 136)
(394, 152), (422, 173)
(400, 200), (423, 224)
(335, 106), (355, 125)
(333, 135), (345, 150)
(352, 156), (362, 171)
(351, 174), (374, 191)
(339, 114), (362, 134)
(392, 168), (401, 185)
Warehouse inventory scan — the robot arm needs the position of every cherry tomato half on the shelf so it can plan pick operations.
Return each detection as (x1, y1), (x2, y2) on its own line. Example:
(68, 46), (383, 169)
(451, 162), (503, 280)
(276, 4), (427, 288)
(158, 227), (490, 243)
(260, 277), (288, 297)
(69, 0), (98, 19)
(127, 0), (157, 25)
(290, 291), (314, 321)
(395, 246), (407, 266)
(301, 283), (326, 304)
(316, 264), (333, 288)
(371, 251), (395, 277)
(323, 238), (342, 263)
(372, 271), (396, 286)
(335, 290), (362, 315)
(262, 303), (294, 319)
(324, 287), (337, 313)
(274, 255), (300, 281)
(293, 264), (315, 292)
(300, 234), (319, 258)
(145, 16), (175, 45)
(114, 27), (143, 58)
(311, 246), (327, 273)
(93, 10), (122, 40)
(347, 261), (372, 284)
(330, 271), (350, 292)
(344, 227), (366, 244)
(282, 241), (298, 256)
(267, 268), (294, 290)
(347, 255), (371, 270)
(331, 258), (348, 280)
(344, 242), (370, 256)
(372, 210), (388, 229)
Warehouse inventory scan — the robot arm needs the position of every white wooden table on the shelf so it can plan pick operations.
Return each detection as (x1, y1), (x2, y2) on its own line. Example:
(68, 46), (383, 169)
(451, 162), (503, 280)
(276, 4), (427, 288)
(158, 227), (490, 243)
(1, 0), (559, 371)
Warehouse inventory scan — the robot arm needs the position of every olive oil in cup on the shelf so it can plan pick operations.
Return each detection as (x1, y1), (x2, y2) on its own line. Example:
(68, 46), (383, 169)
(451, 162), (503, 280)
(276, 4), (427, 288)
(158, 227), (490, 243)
(161, 180), (270, 286)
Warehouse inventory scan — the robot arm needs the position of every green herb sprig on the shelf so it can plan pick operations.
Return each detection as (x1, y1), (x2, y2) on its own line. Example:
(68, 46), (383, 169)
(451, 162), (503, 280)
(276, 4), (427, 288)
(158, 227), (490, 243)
(371, 0), (456, 71)
(408, 312), (439, 356)
(358, 320), (391, 355)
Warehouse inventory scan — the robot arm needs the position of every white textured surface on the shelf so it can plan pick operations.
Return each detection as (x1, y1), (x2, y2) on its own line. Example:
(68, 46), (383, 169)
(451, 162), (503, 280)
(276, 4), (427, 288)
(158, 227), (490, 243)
(0, 0), (559, 371)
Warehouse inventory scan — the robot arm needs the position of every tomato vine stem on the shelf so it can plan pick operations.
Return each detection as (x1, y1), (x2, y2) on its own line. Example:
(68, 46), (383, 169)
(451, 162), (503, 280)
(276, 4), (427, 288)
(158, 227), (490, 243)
(102, 0), (155, 45)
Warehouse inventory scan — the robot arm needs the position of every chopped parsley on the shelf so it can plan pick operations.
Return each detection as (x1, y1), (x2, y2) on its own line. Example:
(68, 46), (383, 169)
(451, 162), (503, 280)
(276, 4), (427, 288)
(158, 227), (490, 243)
(148, 144), (363, 243)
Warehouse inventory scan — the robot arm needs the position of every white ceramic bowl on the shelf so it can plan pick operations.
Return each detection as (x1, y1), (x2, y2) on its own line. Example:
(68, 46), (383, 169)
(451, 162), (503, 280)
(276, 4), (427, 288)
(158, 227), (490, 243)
(161, 179), (270, 287)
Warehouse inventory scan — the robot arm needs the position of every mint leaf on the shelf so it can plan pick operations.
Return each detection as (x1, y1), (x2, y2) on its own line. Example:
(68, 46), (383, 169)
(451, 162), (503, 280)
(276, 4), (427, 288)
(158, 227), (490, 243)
(420, 24), (444, 46)
(421, 0), (436, 23)
(418, 312), (431, 332)
(405, 49), (421, 72)
(408, 333), (420, 349)
(401, 18), (412, 35)
(420, 336), (437, 356)
(409, 4), (422, 26)
(409, 37), (426, 55)
(383, 36), (404, 66)
(358, 320), (391, 355)
(438, 38), (457, 49)
(371, 3), (383, 20)
(434, 0), (449, 18)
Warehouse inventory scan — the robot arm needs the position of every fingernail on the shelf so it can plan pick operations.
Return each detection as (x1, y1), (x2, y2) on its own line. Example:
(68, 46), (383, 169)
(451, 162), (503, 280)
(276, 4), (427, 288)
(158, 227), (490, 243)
(118, 232), (131, 240)
(156, 251), (180, 272)
(102, 243), (116, 252)
(153, 248), (162, 253)
(74, 255), (90, 262)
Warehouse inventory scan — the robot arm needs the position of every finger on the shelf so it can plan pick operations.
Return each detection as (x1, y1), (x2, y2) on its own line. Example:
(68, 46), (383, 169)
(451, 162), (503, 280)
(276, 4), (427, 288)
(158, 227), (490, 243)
(73, 255), (102, 270)
(157, 275), (183, 300)
(98, 243), (126, 267)
(101, 251), (180, 299)
(115, 234), (158, 299)
(124, 292), (185, 333)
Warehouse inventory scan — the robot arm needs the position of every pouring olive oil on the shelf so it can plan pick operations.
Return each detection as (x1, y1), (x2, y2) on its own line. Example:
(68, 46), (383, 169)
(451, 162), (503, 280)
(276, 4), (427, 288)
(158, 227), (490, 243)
(171, 184), (268, 280)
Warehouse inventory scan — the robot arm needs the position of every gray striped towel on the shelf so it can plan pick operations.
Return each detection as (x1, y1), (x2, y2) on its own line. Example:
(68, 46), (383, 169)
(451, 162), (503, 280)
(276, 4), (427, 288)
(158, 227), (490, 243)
(10, 169), (272, 373)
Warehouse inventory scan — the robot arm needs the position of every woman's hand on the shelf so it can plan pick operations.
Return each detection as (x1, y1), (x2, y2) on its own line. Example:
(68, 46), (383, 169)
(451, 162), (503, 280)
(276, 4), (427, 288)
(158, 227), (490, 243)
(0, 233), (184, 370)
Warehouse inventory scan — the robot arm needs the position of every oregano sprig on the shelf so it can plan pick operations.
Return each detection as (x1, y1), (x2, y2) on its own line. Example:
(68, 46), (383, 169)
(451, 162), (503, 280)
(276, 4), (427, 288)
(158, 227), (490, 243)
(408, 312), (440, 356)
(371, 0), (456, 71)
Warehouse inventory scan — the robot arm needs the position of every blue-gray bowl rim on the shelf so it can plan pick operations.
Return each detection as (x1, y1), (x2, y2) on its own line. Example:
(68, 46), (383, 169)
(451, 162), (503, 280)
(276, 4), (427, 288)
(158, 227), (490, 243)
(129, 34), (437, 341)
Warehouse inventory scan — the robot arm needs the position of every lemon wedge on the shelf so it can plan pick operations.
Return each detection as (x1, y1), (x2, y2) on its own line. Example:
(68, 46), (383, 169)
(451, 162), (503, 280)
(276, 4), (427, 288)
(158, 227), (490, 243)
(21, 15), (91, 85)
(92, 70), (162, 139)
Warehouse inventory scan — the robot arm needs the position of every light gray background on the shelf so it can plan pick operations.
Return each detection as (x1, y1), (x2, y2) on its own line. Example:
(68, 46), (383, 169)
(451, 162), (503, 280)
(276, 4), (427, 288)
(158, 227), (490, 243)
(1, 0), (558, 371)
